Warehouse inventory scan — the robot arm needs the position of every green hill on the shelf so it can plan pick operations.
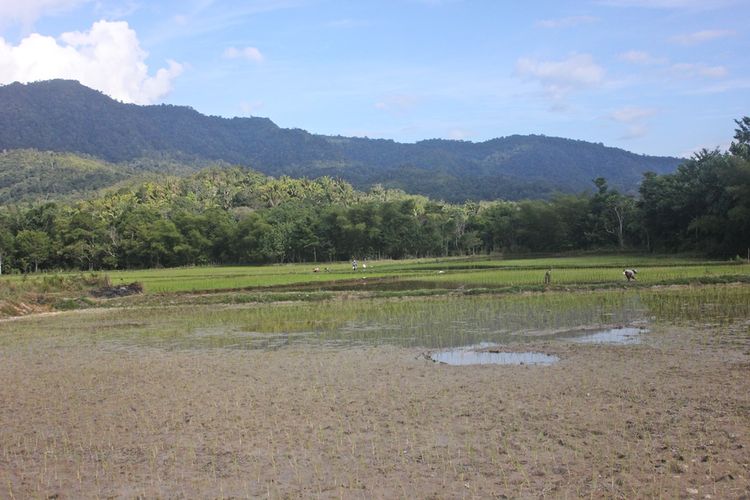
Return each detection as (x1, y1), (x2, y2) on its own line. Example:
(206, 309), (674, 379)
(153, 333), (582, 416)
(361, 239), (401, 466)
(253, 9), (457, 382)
(0, 150), (134, 203)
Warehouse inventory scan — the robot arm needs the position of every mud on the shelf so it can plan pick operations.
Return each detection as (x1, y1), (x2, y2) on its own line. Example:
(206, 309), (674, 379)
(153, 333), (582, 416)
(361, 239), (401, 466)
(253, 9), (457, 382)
(0, 322), (748, 498)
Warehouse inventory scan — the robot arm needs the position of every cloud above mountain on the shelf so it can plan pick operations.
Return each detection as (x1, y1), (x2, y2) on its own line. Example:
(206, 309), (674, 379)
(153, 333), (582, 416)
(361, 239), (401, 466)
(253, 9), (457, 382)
(0, 20), (182, 104)
(516, 54), (605, 105)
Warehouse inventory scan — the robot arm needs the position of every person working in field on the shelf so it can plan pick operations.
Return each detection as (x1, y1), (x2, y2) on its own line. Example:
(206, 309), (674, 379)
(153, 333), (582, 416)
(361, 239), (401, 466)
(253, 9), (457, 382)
(624, 269), (637, 281)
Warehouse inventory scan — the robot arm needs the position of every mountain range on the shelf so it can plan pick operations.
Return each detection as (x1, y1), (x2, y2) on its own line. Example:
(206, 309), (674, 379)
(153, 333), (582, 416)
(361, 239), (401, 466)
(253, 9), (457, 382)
(0, 80), (683, 202)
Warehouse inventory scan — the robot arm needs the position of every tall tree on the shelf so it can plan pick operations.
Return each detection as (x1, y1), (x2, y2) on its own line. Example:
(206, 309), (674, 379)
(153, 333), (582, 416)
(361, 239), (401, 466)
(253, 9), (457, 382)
(15, 230), (51, 272)
(729, 116), (750, 160)
(588, 177), (636, 249)
(0, 225), (13, 275)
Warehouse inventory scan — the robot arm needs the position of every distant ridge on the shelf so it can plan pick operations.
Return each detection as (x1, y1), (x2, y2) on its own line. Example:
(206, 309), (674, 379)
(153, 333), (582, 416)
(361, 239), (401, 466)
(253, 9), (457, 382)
(0, 80), (682, 201)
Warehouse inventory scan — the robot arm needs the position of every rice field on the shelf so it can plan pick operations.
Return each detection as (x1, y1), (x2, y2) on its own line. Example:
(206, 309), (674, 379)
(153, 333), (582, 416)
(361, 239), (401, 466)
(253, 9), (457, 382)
(102, 256), (750, 293)
(1, 255), (748, 497)
(2, 284), (748, 351)
(408, 263), (749, 287)
(2, 254), (744, 294)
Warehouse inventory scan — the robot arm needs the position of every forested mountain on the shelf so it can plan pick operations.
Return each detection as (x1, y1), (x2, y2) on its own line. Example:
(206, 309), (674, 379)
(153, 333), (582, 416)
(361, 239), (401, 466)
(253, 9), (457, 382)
(0, 150), (132, 203)
(0, 80), (682, 201)
(0, 149), (247, 204)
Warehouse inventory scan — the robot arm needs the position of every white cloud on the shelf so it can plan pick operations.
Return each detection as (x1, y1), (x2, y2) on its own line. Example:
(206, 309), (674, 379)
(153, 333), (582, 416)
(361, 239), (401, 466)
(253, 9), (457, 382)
(516, 54), (605, 102)
(670, 29), (736, 45)
(609, 106), (657, 140)
(0, 0), (90, 29)
(239, 100), (264, 115)
(447, 128), (473, 140)
(610, 106), (657, 123)
(620, 124), (648, 139)
(671, 62), (728, 78)
(680, 141), (731, 158)
(535, 16), (598, 29)
(325, 18), (368, 28)
(0, 20), (183, 104)
(620, 50), (729, 83)
(93, 0), (140, 20)
(620, 50), (667, 65)
(685, 78), (750, 95)
(223, 46), (264, 62)
(374, 94), (420, 114)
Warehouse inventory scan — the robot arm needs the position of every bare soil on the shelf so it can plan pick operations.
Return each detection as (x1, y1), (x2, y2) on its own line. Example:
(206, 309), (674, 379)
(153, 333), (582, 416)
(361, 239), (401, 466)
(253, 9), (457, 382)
(1, 321), (748, 498)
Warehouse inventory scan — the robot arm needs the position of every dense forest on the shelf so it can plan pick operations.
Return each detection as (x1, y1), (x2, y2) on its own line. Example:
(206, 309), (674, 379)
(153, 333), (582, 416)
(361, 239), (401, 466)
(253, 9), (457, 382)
(0, 118), (747, 273)
(0, 80), (682, 201)
(0, 149), (240, 204)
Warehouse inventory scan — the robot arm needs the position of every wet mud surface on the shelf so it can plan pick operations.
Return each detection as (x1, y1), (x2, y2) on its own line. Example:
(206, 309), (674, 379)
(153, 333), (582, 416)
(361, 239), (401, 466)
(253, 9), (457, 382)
(0, 321), (748, 498)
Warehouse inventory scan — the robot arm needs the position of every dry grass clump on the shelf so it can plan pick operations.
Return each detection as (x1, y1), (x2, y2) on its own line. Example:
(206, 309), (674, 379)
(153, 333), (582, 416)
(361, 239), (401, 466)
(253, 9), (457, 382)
(0, 273), (110, 318)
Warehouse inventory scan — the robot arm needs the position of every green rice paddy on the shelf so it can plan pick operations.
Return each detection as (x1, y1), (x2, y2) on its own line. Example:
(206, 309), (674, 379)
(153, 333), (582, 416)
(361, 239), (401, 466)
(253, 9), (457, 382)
(4, 254), (740, 293)
(1, 255), (748, 341)
(2, 282), (748, 352)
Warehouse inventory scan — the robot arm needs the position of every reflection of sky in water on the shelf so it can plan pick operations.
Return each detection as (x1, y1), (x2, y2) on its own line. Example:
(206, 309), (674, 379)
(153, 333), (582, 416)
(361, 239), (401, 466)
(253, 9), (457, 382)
(428, 327), (646, 365)
(431, 350), (559, 366)
(569, 327), (644, 345)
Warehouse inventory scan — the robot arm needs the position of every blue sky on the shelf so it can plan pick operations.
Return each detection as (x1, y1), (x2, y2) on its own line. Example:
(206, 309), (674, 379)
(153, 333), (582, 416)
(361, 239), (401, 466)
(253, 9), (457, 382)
(1, 0), (748, 157)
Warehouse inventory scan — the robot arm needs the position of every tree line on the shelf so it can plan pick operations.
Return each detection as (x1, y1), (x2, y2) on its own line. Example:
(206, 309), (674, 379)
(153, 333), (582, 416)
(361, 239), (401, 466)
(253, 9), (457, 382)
(0, 118), (747, 273)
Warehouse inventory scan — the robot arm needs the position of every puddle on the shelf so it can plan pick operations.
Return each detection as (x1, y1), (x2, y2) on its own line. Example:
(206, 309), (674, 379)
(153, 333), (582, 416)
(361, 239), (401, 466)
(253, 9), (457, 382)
(430, 347), (559, 366)
(568, 326), (645, 345)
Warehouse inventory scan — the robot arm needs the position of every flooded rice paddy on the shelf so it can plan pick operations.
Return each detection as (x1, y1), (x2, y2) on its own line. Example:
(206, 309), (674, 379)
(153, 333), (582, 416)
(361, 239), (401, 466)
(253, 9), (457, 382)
(3, 289), (646, 350)
(1, 284), (748, 498)
(0, 285), (746, 354)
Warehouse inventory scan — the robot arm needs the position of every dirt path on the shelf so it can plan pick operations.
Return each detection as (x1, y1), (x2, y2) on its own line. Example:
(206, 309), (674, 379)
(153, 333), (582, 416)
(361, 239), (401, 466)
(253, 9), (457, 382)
(0, 324), (748, 498)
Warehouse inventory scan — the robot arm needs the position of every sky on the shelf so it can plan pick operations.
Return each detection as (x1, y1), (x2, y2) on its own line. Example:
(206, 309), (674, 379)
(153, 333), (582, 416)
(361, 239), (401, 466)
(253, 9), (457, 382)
(0, 0), (748, 157)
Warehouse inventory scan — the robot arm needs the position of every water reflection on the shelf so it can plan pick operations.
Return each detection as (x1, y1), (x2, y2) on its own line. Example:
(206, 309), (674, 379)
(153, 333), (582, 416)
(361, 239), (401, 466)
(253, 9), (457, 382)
(568, 326), (645, 344)
(431, 349), (559, 366)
